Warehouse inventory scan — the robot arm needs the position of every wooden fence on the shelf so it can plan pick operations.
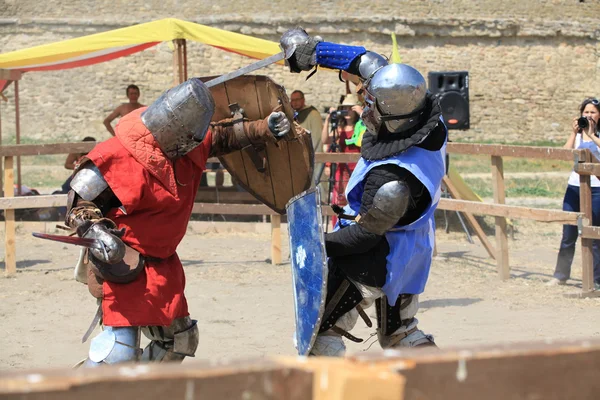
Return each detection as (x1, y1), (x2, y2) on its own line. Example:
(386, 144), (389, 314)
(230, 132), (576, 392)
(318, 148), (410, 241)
(2, 338), (600, 399)
(1, 142), (599, 294)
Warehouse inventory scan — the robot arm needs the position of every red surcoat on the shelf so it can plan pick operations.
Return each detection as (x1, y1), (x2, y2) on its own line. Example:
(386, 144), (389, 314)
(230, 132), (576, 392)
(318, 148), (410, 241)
(86, 107), (211, 327)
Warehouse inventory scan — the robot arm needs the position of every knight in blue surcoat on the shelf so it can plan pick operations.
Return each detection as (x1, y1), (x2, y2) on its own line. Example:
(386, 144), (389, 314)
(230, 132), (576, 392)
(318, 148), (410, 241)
(281, 28), (448, 356)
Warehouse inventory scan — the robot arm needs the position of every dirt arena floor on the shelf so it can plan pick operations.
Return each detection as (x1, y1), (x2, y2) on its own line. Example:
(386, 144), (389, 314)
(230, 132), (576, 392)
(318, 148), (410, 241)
(1, 217), (599, 370)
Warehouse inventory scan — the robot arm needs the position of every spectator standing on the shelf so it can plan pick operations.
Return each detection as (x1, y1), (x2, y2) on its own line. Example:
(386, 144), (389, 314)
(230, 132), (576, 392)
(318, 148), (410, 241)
(547, 98), (600, 288)
(290, 90), (324, 189)
(103, 84), (145, 136)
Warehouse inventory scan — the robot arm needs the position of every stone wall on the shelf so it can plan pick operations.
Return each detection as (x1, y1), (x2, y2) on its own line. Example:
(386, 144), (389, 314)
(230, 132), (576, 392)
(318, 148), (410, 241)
(0, 0), (599, 144)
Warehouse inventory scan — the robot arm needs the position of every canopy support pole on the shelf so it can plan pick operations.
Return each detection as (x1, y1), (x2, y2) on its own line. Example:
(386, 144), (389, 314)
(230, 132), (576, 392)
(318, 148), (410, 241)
(172, 39), (187, 86)
(14, 80), (21, 196)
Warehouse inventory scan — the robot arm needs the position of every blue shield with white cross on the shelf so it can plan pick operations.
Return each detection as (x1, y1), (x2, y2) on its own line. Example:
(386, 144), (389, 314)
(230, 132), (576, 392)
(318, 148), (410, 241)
(285, 187), (328, 356)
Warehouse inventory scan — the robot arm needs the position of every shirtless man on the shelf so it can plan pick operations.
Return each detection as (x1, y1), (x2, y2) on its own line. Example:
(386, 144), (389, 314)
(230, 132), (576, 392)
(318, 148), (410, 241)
(103, 84), (145, 136)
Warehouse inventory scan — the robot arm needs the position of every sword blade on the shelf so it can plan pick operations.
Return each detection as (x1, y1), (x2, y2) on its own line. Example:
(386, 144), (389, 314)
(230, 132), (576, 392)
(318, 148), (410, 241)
(204, 52), (285, 88)
(32, 232), (104, 249)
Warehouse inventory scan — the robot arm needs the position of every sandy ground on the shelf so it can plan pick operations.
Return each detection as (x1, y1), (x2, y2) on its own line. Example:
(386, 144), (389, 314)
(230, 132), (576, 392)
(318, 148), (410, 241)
(1, 218), (599, 371)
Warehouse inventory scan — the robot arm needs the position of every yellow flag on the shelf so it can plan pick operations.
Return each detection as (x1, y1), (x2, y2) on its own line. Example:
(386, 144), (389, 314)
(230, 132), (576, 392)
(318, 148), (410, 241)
(390, 33), (401, 64)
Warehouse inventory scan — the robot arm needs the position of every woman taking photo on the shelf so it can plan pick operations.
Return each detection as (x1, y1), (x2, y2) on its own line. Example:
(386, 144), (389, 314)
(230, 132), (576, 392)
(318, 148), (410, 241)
(547, 98), (600, 288)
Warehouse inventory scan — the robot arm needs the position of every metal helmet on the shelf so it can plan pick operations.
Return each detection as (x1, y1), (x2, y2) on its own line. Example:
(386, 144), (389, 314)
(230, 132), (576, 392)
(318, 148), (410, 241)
(141, 78), (215, 159)
(361, 63), (427, 136)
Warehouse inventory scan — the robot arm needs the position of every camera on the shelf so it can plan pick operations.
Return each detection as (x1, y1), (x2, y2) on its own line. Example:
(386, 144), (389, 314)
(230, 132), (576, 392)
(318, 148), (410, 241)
(329, 109), (348, 121)
(329, 109), (348, 129)
(578, 116), (590, 130)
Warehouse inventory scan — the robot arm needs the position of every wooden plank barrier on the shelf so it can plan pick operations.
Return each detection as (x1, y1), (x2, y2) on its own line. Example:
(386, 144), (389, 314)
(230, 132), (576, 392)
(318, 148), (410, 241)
(2, 143), (600, 295)
(1, 339), (600, 399)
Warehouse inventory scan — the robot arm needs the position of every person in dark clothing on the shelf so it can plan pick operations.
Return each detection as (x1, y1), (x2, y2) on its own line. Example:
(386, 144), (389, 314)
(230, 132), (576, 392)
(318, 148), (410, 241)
(281, 28), (447, 355)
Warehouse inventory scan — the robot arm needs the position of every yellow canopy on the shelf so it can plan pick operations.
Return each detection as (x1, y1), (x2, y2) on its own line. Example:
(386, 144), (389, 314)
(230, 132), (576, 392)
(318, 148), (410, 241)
(0, 18), (281, 89)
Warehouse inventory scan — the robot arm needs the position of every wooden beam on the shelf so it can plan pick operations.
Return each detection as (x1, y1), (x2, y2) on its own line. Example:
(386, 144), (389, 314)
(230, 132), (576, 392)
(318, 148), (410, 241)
(3, 155), (16, 276)
(182, 39), (188, 81)
(0, 144), (584, 162)
(192, 202), (273, 215)
(0, 97), (3, 197)
(271, 214), (282, 265)
(0, 69), (23, 81)
(390, 339), (600, 400)
(3, 339), (600, 400)
(0, 360), (314, 400)
(172, 39), (186, 86)
(573, 162), (600, 178)
(314, 153), (360, 163)
(581, 225), (600, 240)
(0, 194), (66, 209)
(195, 190), (255, 203)
(446, 143), (584, 161)
(579, 174), (595, 293)
(0, 142), (95, 157)
(312, 145), (584, 164)
(0, 194), (584, 229)
(443, 176), (497, 260)
(437, 198), (581, 224)
(14, 80), (21, 195)
(491, 155), (510, 280)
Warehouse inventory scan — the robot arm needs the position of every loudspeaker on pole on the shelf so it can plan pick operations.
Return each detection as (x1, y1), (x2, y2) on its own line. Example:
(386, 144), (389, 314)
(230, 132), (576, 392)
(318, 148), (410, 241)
(428, 71), (470, 130)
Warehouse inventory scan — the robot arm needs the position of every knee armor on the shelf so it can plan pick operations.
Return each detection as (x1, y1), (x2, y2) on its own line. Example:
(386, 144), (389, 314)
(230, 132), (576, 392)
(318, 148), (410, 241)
(141, 316), (199, 362)
(84, 326), (141, 367)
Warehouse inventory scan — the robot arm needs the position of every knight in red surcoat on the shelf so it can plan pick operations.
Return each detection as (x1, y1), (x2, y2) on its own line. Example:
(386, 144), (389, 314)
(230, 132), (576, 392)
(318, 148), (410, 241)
(65, 78), (293, 366)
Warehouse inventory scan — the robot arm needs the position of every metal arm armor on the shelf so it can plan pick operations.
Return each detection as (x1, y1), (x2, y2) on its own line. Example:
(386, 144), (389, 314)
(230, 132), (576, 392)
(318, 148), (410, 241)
(356, 180), (410, 235)
(352, 51), (389, 81)
(65, 160), (121, 230)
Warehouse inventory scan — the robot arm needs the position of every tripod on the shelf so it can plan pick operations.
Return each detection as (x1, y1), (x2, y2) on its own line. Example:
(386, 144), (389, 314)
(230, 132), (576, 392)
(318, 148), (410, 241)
(314, 116), (343, 233)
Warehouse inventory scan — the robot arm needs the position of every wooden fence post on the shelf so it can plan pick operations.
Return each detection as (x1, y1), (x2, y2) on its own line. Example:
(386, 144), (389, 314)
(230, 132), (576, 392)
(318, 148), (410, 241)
(271, 214), (282, 265)
(491, 155), (510, 280)
(578, 152), (595, 293)
(3, 155), (15, 276)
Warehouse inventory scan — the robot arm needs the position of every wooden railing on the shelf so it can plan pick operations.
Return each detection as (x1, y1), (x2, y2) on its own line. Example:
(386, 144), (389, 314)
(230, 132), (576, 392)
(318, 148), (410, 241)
(2, 142), (599, 294)
(2, 338), (600, 399)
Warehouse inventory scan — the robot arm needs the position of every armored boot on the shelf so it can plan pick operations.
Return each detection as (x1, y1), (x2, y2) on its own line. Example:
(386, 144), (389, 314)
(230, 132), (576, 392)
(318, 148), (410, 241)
(376, 294), (436, 349)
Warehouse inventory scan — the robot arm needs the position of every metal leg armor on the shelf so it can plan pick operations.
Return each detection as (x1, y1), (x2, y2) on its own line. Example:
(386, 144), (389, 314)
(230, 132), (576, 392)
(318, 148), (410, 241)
(376, 294), (436, 348)
(310, 275), (382, 357)
(310, 267), (364, 357)
(141, 316), (199, 363)
(83, 326), (142, 367)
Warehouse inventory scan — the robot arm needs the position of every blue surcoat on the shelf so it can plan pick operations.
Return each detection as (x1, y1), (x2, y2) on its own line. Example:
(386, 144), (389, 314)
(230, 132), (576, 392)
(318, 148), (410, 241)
(336, 137), (447, 304)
